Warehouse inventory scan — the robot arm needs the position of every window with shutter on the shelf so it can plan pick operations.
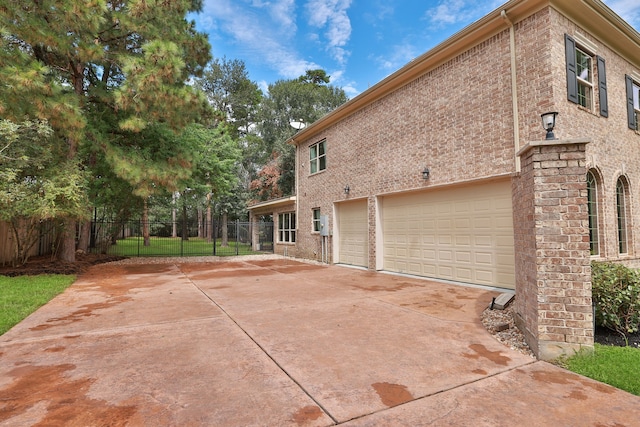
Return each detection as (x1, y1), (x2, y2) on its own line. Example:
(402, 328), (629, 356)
(565, 34), (606, 115)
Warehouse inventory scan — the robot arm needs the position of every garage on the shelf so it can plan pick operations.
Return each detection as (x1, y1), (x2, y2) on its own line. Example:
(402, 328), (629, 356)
(382, 180), (515, 288)
(336, 199), (368, 268)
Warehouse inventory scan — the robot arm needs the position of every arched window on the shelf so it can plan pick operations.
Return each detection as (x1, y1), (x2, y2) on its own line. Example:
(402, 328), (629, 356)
(616, 177), (629, 254)
(587, 171), (599, 255)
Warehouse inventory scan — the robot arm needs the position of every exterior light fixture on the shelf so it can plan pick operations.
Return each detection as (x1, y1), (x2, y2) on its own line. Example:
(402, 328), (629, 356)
(344, 184), (350, 194)
(422, 167), (430, 180)
(541, 111), (558, 140)
(289, 119), (306, 131)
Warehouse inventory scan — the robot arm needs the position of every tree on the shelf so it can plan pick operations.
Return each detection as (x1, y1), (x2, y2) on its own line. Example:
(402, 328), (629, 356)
(255, 69), (348, 197)
(194, 57), (265, 198)
(194, 57), (262, 140)
(104, 123), (204, 245)
(0, 119), (87, 265)
(0, 0), (211, 261)
(176, 122), (242, 243)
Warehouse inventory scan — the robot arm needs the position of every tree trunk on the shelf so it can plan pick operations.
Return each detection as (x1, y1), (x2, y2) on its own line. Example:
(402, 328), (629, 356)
(172, 192), (178, 238)
(182, 202), (189, 241)
(77, 217), (91, 253)
(221, 212), (229, 247)
(143, 199), (150, 247)
(59, 218), (77, 262)
(197, 207), (203, 238)
(58, 61), (86, 263)
(206, 200), (212, 243)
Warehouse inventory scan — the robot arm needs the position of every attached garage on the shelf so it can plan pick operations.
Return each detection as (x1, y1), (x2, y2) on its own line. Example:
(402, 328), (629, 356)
(381, 180), (515, 289)
(336, 199), (368, 268)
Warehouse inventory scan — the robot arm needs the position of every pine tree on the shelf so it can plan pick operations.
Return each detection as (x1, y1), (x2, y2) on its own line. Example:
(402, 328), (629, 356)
(0, 0), (211, 261)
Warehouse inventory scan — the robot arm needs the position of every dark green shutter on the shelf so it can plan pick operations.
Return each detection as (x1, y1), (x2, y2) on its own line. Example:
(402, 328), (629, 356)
(626, 75), (636, 130)
(597, 56), (608, 117)
(565, 34), (578, 104)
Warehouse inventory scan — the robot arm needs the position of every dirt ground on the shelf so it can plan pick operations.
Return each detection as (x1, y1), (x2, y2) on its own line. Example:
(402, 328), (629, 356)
(2, 254), (638, 349)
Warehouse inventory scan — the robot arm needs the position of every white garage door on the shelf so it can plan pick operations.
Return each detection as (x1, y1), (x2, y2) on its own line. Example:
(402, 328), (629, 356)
(382, 180), (515, 288)
(337, 199), (368, 268)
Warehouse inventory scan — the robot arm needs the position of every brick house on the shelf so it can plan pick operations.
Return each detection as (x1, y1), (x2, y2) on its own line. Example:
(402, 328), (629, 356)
(248, 0), (640, 360)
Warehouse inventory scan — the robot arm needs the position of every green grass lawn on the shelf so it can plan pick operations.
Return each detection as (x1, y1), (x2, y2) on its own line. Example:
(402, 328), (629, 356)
(105, 237), (261, 257)
(0, 274), (76, 335)
(561, 343), (640, 396)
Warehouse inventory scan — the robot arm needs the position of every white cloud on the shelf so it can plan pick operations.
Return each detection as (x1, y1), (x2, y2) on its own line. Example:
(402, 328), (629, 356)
(305, 0), (353, 64)
(200, 0), (317, 79)
(424, 0), (504, 27)
(372, 42), (420, 72)
(603, 0), (640, 29)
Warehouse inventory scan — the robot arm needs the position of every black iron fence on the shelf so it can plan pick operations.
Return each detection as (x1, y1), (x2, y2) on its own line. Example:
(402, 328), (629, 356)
(89, 219), (274, 257)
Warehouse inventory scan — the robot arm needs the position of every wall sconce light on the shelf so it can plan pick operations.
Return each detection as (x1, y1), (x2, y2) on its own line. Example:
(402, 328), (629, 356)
(422, 167), (430, 180)
(344, 184), (350, 194)
(541, 111), (558, 140)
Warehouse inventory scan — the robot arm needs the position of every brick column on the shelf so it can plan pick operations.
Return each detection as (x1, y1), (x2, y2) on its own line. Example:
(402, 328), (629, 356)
(512, 138), (593, 360)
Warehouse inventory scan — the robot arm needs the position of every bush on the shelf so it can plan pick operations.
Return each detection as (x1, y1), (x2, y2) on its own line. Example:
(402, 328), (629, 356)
(592, 262), (640, 340)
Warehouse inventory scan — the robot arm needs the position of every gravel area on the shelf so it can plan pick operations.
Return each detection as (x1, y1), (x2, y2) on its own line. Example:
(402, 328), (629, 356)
(481, 302), (536, 358)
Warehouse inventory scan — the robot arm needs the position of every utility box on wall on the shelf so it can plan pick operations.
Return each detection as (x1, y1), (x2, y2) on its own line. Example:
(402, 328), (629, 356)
(319, 215), (329, 236)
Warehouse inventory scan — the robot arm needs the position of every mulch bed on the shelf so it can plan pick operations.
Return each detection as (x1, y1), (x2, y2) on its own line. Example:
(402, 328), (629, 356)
(0, 254), (125, 277)
(595, 325), (640, 349)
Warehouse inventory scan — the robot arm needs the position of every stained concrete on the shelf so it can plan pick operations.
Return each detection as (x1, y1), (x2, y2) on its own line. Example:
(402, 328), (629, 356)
(1, 257), (639, 426)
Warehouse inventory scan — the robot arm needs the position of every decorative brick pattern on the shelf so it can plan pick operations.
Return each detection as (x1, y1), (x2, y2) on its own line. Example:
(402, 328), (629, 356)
(513, 140), (593, 359)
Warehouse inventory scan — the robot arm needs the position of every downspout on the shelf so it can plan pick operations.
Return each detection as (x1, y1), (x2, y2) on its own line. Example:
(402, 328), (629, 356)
(294, 139), (300, 242)
(501, 10), (521, 173)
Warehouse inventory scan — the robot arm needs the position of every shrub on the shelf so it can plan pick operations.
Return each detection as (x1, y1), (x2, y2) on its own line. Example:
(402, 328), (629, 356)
(591, 262), (640, 340)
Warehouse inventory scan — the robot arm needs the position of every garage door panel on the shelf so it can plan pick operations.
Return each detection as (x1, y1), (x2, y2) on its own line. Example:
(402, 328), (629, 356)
(338, 200), (368, 268)
(456, 251), (471, 263)
(383, 180), (515, 289)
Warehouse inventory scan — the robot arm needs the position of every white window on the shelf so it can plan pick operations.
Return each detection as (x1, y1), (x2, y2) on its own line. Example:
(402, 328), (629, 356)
(278, 212), (296, 243)
(312, 208), (321, 232)
(309, 140), (326, 174)
(576, 48), (593, 109)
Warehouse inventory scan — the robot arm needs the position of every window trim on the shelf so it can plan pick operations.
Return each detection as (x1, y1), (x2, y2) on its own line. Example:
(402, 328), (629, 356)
(309, 139), (326, 175)
(278, 212), (296, 243)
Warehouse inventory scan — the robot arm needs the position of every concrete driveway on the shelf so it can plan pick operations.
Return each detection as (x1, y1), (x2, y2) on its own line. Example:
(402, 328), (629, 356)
(1, 257), (639, 426)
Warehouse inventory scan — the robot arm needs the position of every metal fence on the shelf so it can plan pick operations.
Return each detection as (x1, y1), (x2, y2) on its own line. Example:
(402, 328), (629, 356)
(89, 219), (274, 257)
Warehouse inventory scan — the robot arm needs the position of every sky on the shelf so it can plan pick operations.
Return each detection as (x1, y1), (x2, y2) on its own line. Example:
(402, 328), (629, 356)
(191, 0), (640, 99)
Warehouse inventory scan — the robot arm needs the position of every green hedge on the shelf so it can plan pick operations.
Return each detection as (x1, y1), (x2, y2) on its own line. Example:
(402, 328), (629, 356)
(592, 261), (640, 339)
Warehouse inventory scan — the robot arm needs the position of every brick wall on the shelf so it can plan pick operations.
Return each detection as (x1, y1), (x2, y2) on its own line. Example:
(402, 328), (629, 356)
(295, 26), (517, 268)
